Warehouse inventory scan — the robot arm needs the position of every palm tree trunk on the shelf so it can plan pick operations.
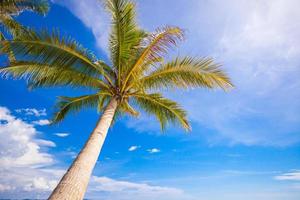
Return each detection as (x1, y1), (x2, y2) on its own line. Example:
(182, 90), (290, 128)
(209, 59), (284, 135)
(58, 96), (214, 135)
(48, 98), (118, 200)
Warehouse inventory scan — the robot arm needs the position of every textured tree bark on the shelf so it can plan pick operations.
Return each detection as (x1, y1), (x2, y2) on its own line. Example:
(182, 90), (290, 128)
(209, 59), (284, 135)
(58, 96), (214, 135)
(48, 98), (118, 200)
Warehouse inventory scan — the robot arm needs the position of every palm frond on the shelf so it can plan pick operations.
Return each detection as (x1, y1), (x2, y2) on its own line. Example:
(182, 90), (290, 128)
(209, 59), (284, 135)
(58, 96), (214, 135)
(119, 99), (139, 116)
(132, 93), (190, 131)
(94, 60), (115, 86)
(139, 57), (233, 90)
(122, 26), (184, 91)
(0, 31), (4, 41)
(105, 0), (145, 85)
(110, 99), (138, 126)
(97, 95), (110, 113)
(0, 15), (25, 37)
(0, 61), (109, 90)
(0, 0), (49, 16)
(1, 29), (104, 76)
(0, 17), (17, 61)
(53, 93), (111, 123)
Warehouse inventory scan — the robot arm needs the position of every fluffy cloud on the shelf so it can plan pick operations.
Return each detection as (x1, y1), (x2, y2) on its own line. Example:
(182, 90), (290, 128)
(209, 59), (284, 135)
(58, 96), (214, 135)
(2, 170), (186, 199)
(52, 0), (110, 52)
(0, 106), (54, 167)
(0, 167), (62, 198)
(15, 108), (47, 117)
(275, 170), (300, 181)
(87, 176), (186, 200)
(0, 106), (188, 199)
(32, 119), (51, 126)
(54, 133), (70, 137)
(147, 148), (160, 154)
(128, 145), (141, 152)
(0, 106), (57, 198)
(35, 139), (56, 147)
(181, 0), (300, 146)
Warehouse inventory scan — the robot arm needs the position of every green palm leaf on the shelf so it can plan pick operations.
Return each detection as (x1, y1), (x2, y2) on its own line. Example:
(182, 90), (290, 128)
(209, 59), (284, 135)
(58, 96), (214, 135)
(53, 93), (111, 123)
(0, 15), (24, 38)
(1, 29), (104, 75)
(105, 0), (145, 85)
(119, 99), (139, 116)
(133, 93), (190, 131)
(0, 61), (109, 90)
(139, 57), (233, 90)
(122, 26), (184, 91)
(0, 0), (49, 61)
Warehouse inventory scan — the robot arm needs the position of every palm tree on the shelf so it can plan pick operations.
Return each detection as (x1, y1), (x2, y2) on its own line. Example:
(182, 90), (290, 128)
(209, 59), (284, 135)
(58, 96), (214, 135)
(0, 0), (49, 60)
(0, 0), (233, 199)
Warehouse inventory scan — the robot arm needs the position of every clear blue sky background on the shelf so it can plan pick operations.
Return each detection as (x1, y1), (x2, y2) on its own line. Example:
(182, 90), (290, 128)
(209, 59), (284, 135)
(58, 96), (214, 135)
(0, 0), (299, 199)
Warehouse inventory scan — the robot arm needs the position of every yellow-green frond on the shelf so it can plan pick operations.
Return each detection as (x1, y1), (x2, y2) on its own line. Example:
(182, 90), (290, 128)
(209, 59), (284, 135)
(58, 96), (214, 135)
(139, 57), (233, 90)
(53, 93), (110, 123)
(0, 15), (25, 38)
(0, 29), (103, 76)
(119, 100), (139, 117)
(122, 26), (184, 91)
(105, 0), (145, 82)
(110, 99), (139, 126)
(132, 93), (190, 131)
(0, 61), (109, 90)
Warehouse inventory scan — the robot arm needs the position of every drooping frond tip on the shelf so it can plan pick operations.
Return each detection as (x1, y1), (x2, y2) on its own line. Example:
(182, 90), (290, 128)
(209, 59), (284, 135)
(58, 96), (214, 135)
(52, 94), (109, 124)
(140, 26), (184, 63)
(133, 93), (191, 131)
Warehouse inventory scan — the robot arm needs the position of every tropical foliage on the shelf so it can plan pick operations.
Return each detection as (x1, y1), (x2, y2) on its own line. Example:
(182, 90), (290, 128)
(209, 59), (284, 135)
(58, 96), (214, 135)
(0, 0), (49, 38)
(0, 0), (232, 131)
(0, 0), (49, 60)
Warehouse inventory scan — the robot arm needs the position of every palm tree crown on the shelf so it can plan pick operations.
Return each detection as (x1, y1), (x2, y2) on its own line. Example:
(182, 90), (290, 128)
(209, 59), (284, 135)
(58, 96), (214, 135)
(0, 0), (233, 131)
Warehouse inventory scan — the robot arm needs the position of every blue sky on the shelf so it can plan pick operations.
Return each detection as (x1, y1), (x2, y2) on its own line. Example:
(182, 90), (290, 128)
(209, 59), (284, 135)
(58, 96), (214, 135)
(0, 0), (300, 199)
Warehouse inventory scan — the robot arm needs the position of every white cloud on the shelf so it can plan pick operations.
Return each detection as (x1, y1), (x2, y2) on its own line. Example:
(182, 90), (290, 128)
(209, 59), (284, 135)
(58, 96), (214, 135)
(128, 145), (141, 152)
(52, 0), (110, 52)
(35, 139), (56, 147)
(217, 0), (300, 61)
(0, 167), (63, 198)
(182, 0), (300, 146)
(121, 0), (300, 147)
(0, 184), (14, 192)
(23, 177), (58, 192)
(0, 106), (188, 199)
(15, 108), (47, 117)
(1, 164), (189, 200)
(275, 170), (300, 181)
(54, 133), (70, 137)
(32, 119), (51, 126)
(87, 176), (186, 200)
(0, 106), (58, 198)
(0, 106), (54, 167)
(91, 176), (182, 193)
(147, 148), (160, 154)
